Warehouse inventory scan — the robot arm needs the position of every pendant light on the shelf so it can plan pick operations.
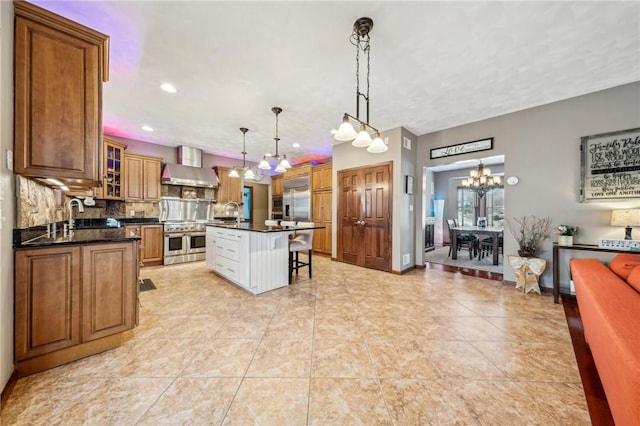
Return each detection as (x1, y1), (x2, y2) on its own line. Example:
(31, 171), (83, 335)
(229, 127), (261, 181)
(333, 17), (387, 153)
(258, 107), (291, 173)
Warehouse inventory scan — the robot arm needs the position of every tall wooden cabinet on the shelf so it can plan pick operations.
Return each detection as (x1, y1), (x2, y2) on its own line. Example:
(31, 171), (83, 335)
(311, 163), (333, 255)
(215, 166), (243, 204)
(14, 1), (109, 186)
(272, 175), (284, 197)
(124, 153), (162, 201)
(14, 241), (137, 376)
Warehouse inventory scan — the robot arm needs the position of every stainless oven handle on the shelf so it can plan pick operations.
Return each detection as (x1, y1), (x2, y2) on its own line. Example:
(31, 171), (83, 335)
(165, 233), (186, 238)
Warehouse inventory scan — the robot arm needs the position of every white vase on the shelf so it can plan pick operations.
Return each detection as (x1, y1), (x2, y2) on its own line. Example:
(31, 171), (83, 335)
(558, 235), (573, 246)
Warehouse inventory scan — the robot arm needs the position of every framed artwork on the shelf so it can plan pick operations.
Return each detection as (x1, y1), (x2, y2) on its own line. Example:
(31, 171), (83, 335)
(430, 137), (493, 159)
(580, 127), (640, 202)
(405, 175), (414, 194)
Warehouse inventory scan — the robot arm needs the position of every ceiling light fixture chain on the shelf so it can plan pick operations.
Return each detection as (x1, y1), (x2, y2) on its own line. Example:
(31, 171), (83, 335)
(258, 107), (291, 173)
(334, 17), (387, 153)
(229, 127), (262, 181)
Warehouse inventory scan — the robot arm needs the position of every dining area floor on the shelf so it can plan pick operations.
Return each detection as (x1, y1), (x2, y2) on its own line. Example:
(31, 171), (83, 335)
(1, 257), (588, 425)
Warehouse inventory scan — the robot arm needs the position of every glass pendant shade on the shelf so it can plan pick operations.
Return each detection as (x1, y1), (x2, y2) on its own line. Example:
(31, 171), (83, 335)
(243, 168), (256, 180)
(279, 157), (291, 169)
(353, 126), (373, 147)
(275, 163), (287, 173)
(366, 134), (388, 153)
(228, 168), (240, 178)
(334, 120), (358, 142)
(258, 158), (271, 170)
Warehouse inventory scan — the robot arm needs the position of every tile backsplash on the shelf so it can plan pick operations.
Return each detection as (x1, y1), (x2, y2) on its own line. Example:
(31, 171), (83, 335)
(16, 176), (160, 228)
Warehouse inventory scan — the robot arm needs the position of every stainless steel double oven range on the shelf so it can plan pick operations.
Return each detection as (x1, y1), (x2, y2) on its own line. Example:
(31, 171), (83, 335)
(160, 197), (215, 265)
(163, 221), (207, 265)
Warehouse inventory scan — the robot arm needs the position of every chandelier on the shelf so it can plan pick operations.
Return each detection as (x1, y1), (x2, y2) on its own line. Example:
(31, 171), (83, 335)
(333, 17), (387, 154)
(229, 127), (262, 181)
(461, 161), (502, 197)
(258, 107), (291, 173)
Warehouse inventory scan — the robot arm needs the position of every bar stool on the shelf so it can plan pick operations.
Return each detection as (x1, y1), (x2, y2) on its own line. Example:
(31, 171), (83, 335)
(289, 221), (314, 284)
(265, 219), (279, 226)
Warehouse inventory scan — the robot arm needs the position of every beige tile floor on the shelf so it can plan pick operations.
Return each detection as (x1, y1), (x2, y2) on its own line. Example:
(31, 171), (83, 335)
(1, 257), (590, 425)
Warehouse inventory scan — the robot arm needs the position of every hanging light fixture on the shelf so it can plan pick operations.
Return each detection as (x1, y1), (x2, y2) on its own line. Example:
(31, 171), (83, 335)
(229, 127), (261, 181)
(461, 161), (502, 198)
(333, 17), (387, 154)
(258, 107), (291, 173)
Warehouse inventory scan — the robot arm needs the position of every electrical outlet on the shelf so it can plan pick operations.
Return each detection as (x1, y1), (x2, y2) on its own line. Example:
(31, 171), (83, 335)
(130, 210), (136, 217)
(402, 253), (410, 266)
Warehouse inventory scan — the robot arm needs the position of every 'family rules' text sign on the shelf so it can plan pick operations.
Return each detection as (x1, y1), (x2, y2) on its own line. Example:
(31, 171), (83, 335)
(580, 128), (640, 201)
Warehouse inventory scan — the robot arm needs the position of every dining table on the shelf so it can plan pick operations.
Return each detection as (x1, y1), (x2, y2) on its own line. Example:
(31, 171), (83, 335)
(451, 226), (504, 265)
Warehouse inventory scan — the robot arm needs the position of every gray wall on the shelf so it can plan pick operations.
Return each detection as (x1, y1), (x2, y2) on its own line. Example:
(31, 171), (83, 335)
(0, 0), (14, 392)
(417, 82), (640, 287)
(333, 126), (417, 273)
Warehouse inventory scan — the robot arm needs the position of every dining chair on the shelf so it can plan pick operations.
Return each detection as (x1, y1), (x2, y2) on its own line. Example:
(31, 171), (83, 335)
(446, 219), (477, 259)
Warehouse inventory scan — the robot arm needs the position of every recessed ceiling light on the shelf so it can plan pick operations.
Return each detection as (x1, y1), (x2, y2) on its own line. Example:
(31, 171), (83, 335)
(160, 82), (177, 93)
(142, 125), (154, 132)
(292, 143), (300, 148)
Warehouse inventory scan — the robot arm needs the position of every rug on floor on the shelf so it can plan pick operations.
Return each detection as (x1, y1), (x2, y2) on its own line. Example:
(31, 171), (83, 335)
(140, 278), (157, 292)
(424, 246), (504, 274)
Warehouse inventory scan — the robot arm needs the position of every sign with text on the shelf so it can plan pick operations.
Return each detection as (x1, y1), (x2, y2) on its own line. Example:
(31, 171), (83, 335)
(580, 128), (640, 202)
(430, 137), (493, 159)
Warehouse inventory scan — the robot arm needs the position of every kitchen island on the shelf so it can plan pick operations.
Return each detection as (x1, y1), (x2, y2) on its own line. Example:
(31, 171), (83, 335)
(206, 223), (313, 294)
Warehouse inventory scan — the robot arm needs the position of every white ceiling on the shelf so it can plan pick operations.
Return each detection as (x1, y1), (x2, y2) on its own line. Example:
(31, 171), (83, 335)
(31, 1), (640, 167)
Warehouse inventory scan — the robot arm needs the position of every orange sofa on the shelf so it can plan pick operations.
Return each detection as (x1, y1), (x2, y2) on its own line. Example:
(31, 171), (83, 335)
(570, 254), (640, 426)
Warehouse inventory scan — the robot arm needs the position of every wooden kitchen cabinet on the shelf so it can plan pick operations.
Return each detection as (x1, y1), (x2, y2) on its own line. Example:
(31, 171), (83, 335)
(285, 163), (311, 179)
(312, 190), (333, 255)
(215, 166), (243, 204)
(15, 246), (82, 362)
(14, 241), (137, 377)
(312, 163), (332, 191)
(98, 137), (126, 200)
(311, 163), (332, 255)
(13, 1), (109, 186)
(81, 243), (136, 341)
(272, 175), (284, 197)
(126, 224), (164, 265)
(124, 153), (162, 202)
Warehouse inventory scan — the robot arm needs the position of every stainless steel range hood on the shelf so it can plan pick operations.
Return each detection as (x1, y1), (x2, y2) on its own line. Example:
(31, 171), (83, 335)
(161, 146), (219, 188)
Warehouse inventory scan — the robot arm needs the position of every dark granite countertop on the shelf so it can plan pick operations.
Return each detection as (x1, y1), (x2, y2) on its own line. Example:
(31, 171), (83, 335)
(14, 221), (145, 249)
(206, 223), (322, 233)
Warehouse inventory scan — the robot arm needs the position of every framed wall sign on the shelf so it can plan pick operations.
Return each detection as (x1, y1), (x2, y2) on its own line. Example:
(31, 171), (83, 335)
(405, 175), (414, 194)
(430, 137), (493, 159)
(580, 127), (640, 202)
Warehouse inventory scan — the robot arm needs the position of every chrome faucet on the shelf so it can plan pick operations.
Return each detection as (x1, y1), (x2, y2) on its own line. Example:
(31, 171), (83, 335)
(223, 201), (241, 226)
(67, 198), (85, 229)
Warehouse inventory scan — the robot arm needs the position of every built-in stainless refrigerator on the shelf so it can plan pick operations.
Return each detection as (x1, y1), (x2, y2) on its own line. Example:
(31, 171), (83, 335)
(283, 176), (310, 222)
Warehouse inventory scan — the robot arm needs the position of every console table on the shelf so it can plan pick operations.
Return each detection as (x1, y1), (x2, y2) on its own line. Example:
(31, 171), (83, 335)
(552, 243), (632, 303)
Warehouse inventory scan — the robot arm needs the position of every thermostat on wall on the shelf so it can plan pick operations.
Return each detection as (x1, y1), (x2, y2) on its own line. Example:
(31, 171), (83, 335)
(506, 176), (519, 185)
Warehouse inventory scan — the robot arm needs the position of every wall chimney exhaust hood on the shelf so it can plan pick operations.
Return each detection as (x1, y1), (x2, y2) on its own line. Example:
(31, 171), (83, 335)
(161, 146), (219, 188)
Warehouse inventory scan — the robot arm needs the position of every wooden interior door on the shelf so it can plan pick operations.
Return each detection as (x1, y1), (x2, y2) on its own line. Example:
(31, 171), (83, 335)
(338, 162), (392, 271)
(362, 164), (391, 270)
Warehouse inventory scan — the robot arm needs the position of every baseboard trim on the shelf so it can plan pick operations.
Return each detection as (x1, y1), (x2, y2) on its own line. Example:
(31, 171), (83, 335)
(1, 369), (18, 412)
(15, 333), (122, 378)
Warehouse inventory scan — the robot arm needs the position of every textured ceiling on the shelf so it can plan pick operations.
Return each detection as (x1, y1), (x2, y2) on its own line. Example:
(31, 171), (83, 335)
(31, 1), (640, 166)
